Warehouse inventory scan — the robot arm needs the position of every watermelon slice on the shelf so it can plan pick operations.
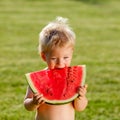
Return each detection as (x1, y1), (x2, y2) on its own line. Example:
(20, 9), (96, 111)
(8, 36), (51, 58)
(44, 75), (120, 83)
(25, 65), (86, 104)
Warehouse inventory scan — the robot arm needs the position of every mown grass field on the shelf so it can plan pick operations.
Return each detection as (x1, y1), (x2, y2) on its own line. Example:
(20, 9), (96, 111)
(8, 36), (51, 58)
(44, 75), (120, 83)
(0, 0), (120, 119)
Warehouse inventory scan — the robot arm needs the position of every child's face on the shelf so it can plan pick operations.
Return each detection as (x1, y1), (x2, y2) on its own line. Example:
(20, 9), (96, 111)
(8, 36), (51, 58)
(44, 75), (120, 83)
(42, 46), (73, 69)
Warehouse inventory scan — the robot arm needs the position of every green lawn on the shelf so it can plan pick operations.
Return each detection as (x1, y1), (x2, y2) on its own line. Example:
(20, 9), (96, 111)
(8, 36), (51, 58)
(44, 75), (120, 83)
(0, 0), (120, 119)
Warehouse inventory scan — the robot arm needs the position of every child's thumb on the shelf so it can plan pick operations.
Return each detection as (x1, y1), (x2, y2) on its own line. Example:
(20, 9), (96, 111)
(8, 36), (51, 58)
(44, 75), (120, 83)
(84, 84), (88, 89)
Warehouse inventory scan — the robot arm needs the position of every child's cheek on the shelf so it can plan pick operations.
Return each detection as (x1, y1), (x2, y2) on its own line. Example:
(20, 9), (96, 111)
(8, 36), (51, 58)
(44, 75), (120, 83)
(49, 64), (55, 69)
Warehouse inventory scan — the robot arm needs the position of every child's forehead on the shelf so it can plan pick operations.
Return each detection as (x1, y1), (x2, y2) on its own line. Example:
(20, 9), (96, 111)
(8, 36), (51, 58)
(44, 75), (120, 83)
(47, 46), (73, 55)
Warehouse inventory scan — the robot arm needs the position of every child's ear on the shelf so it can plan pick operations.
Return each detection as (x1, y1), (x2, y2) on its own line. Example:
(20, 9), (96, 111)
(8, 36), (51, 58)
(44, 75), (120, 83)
(41, 52), (46, 61)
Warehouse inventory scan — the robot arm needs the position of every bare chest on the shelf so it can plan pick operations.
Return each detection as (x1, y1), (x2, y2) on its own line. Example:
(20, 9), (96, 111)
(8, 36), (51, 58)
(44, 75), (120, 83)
(36, 103), (75, 120)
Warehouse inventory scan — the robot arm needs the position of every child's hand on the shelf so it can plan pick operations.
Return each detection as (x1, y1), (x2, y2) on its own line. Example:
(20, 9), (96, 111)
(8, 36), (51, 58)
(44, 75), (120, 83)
(74, 84), (88, 111)
(32, 93), (45, 105)
(77, 84), (88, 99)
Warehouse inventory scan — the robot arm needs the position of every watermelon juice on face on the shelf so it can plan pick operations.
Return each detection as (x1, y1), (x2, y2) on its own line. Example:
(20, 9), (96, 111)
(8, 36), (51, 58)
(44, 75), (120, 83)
(24, 16), (88, 120)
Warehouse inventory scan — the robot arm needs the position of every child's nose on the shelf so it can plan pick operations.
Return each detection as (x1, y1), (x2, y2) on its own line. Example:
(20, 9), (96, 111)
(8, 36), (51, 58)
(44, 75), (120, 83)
(56, 59), (65, 68)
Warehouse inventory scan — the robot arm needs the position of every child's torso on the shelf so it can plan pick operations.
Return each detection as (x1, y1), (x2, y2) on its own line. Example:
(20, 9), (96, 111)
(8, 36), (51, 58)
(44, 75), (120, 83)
(36, 103), (75, 120)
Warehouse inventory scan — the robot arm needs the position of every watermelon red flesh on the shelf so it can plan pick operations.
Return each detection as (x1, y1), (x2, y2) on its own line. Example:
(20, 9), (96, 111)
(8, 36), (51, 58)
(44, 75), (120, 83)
(25, 65), (86, 104)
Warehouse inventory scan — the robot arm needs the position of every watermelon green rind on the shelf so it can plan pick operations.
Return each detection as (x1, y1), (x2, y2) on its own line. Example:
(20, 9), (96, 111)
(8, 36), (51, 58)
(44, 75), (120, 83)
(25, 73), (38, 93)
(25, 65), (86, 105)
(44, 93), (78, 105)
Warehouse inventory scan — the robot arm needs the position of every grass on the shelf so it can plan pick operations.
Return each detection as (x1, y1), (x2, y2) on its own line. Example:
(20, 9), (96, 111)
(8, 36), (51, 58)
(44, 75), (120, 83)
(0, 0), (120, 119)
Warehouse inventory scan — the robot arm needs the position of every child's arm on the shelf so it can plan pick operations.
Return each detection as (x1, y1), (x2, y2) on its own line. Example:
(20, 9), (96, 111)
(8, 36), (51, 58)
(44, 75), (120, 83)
(73, 85), (88, 111)
(24, 86), (44, 111)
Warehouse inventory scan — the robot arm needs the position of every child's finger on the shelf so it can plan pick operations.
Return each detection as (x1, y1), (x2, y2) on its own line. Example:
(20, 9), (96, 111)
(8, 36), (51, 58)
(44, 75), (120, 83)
(84, 84), (88, 89)
(38, 99), (45, 105)
(33, 93), (44, 105)
(78, 86), (87, 97)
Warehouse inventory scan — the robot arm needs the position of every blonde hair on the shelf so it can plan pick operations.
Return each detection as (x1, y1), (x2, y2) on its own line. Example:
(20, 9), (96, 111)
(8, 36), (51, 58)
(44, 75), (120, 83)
(38, 17), (76, 53)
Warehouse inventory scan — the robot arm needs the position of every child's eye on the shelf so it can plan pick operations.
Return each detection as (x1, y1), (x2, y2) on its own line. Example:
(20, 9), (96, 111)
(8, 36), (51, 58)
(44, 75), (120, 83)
(64, 57), (69, 59)
(51, 58), (56, 60)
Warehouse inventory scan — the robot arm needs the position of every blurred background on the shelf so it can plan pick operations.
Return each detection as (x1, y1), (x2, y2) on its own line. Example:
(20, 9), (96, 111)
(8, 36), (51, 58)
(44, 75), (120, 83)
(0, 0), (120, 119)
